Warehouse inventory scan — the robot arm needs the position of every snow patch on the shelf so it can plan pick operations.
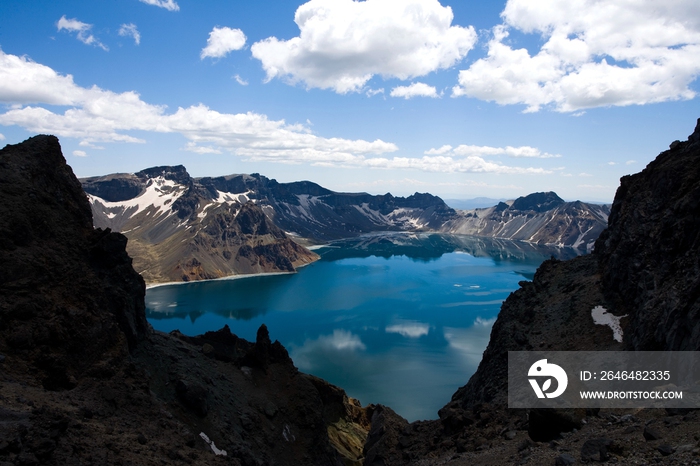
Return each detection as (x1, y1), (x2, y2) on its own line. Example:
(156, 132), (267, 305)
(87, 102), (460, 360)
(88, 177), (185, 220)
(199, 432), (227, 456)
(591, 305), (627, 343)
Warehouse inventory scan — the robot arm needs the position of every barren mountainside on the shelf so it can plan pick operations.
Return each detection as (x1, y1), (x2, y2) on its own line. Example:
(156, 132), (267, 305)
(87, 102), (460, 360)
(441, 192), (610, 251)
(83, 168), (609, 284)
(83, 167), (319, 284)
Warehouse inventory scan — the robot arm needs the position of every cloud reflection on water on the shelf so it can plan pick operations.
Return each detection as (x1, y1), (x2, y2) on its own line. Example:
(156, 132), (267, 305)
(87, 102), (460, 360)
(385, 321), (431, 338)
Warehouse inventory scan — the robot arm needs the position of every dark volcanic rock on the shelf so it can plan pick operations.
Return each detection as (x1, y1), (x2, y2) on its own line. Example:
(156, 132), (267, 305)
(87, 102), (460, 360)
(0, 135), (148, 386)
(0, 136), (368, 466)
(528, 408), (585, 442)
(595, 118), (700, 350)
(580, 438), (613, 462)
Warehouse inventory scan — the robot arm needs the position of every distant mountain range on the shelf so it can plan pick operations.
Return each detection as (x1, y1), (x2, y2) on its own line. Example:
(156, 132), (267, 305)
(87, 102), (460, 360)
(441, 192), (610, 250)
(81, 167), (610, 284)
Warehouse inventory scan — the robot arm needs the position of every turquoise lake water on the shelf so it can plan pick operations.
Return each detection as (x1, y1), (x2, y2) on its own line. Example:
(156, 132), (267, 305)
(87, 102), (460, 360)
(146, 233), (579, 421)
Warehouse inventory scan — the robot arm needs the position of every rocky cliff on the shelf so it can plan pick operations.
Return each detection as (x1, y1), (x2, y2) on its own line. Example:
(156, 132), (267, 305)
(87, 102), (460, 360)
(0, 136), (371, 466)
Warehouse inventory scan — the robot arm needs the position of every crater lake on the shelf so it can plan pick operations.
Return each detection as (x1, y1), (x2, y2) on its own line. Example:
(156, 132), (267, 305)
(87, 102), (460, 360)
(146, 233), (580, 421)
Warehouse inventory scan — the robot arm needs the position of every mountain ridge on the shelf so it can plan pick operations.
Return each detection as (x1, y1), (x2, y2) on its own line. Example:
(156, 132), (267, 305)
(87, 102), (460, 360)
(83, 169), (609, 283)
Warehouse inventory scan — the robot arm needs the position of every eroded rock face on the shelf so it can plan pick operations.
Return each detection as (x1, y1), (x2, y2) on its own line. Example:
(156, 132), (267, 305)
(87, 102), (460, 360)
(595, 118), (700, 350)
(0, 135), (148, 388)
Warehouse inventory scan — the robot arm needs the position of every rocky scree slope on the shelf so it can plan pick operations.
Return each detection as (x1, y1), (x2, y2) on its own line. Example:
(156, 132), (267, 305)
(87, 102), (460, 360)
(360, 119), (700, 465)
(0, 135), (373, 466)
(441, 191), (610, 251)
(82, 166), (319, 284)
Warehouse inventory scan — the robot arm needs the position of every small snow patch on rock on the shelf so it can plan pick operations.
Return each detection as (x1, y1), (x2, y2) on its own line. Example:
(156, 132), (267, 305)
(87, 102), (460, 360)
(591, 306), (627, 342)
(199, 432), (227, 456)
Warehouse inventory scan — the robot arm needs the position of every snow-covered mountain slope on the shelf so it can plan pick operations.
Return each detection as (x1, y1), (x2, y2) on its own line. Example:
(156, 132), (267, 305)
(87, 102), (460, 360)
(441, 192), (610, 250)
(82, 166), (318, 284)
(194, 173), (457, 241)
(82, 169), (611, 283)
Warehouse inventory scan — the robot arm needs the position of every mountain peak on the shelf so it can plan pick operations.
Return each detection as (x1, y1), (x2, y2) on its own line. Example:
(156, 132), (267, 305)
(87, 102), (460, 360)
(135, 165), (191, 184)
(510, 191), (565, 212)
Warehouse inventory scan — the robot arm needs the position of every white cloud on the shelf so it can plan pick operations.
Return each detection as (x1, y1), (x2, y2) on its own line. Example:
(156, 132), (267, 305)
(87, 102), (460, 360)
(0, 50), (555, 176)
(233, 75), (248, 86)
(453, 0), (700, 112)
(201, 27), (247, 59)
(73, 150), (87, 157)
(119, 23), (141, 45)
(251, 0), (477, 93)
(626, 160), (637, 165)
(356, 154), (550, 174)
(366, 88), (385, 97)
(425, 145), (452, 155)
(607, 161), (617, 165)
(57, 16), (108, 51)
(139, 0), (179, 12)
(79, 141), (104, 149)
(426, 144), (561, 159)
(0, 49), (395, 159)
(0, 133), (5, 140)
(183, 142), (222, 154)
(390, 82), (440, 99)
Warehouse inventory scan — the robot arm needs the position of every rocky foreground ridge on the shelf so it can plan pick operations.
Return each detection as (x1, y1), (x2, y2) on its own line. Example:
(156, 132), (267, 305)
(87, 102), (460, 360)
(83, 166), (608, 284)
(0, 136), (371, 466)
(2, 117), (699, 465)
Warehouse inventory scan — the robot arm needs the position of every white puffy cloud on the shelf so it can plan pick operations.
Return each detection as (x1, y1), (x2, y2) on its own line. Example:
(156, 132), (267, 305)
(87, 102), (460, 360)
(251, 0), (477, 93)
(0, 50), (553, 176)
(119, 23), (141, 45)
(0, 49), (395, 159)
(139, 0), (179, 12)
(0, 50), (88, 105)
(233, 75), (248, 86)
(201, 27), (247, 59)
(426, 144), (561, 158)
(357, 154), (550, 174)
(453, 0), (700, 112)
(57, 16), (108, 51)
(390, 82), (440, 99)
(73, 150), (87, 157)
(0, 133), (5, 140)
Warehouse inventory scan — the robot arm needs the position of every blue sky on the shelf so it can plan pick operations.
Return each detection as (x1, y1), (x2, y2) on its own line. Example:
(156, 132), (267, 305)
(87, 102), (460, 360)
(1, 0), (698, 202)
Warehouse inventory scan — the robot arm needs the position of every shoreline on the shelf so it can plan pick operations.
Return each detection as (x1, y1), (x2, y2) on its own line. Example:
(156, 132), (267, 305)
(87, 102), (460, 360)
(145, 259), (318, 290)
(145, 270), (298, 290)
